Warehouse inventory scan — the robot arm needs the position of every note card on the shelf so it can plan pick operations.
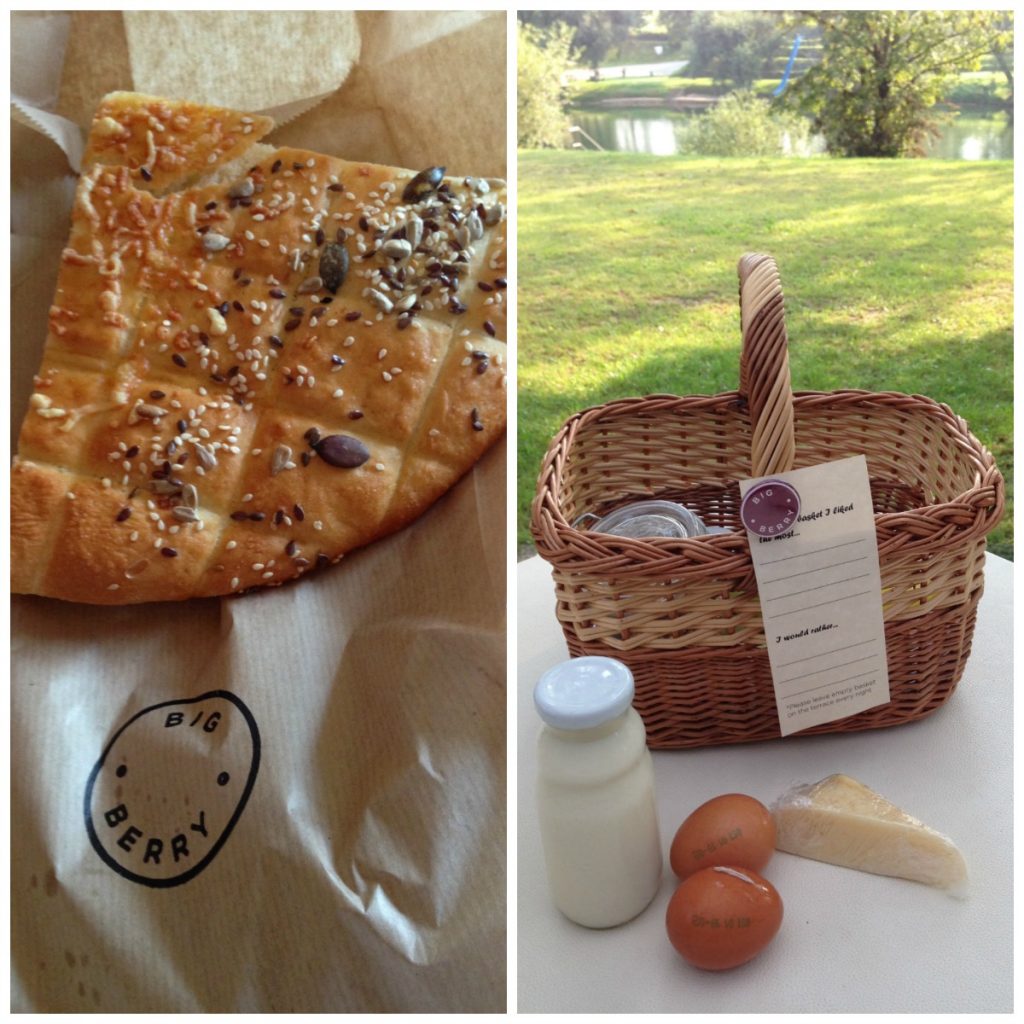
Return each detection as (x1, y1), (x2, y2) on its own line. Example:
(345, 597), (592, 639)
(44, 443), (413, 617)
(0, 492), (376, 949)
(739, 455), (890, 737)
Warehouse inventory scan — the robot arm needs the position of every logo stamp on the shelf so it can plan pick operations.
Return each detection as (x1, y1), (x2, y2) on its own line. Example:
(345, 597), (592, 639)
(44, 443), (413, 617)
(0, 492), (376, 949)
(84, 691), (260, 887)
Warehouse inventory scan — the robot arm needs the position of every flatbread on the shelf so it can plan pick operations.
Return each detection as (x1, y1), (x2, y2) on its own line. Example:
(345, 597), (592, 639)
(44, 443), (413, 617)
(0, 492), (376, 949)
(12, 92), (508, 604)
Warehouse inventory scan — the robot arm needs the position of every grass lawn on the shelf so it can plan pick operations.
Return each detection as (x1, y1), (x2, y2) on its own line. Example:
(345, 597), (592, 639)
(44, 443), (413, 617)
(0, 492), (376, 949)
(571, 71), (1010, 111)
(517, 151), (1013, 559)
(571, 76), (777, 105)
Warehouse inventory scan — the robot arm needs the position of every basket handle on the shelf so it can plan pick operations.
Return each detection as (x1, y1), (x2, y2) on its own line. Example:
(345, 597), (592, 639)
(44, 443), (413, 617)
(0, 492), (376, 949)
(737, 253), (796, 477)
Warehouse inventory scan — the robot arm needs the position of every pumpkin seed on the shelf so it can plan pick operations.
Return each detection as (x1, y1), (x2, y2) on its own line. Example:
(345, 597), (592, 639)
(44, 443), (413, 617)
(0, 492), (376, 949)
(319, 241), (349, 294)
(402, 165), (445, 203)
(314, 434), (371, 468)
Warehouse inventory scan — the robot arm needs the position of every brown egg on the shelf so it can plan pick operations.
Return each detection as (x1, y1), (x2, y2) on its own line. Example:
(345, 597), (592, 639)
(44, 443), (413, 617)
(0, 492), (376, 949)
(670, 793), (776, 880)
(666, 866), (783, 971)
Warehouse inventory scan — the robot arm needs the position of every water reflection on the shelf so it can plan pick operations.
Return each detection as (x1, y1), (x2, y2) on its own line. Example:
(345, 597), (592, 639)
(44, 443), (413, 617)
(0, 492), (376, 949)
(570, 109), (1013, 160)
(613, 116), (679, 156)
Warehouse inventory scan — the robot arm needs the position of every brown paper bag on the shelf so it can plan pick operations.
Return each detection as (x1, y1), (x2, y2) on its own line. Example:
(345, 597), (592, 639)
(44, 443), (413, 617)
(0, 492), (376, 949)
(10, 10), (507, 1013)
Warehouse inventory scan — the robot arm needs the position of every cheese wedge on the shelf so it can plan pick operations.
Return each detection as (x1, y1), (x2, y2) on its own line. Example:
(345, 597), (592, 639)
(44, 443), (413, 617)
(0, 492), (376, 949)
(771, 774), (967, 897)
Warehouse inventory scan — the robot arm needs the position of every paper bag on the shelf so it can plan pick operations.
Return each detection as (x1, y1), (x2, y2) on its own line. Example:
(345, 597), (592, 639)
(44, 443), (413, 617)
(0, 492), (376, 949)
(10, 10), (507, 1013)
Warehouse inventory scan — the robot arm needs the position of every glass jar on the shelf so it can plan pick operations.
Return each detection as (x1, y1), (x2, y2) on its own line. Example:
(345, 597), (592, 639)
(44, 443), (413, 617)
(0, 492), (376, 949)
(579, 499), (709, 539)
(534, 657), (663, 928)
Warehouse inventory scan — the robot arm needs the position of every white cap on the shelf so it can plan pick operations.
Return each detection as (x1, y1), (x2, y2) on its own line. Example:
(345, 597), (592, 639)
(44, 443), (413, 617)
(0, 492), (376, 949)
(533, 657), (635, 730)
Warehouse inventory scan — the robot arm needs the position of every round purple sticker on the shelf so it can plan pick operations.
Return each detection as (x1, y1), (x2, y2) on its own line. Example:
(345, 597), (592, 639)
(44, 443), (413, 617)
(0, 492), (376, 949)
(740, 480), (801, 536)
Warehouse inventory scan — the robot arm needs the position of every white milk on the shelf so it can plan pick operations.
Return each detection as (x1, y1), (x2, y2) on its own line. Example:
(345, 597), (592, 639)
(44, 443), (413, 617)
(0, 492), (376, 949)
(534, 657), (663, 928)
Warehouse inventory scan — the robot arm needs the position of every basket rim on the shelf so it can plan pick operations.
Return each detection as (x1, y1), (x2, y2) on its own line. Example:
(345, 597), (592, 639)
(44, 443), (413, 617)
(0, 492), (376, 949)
(530, 386), (1004, 570)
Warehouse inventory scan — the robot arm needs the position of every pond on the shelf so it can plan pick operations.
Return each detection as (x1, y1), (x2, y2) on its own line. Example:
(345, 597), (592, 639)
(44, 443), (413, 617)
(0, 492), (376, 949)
(569, 108), (1014, 160)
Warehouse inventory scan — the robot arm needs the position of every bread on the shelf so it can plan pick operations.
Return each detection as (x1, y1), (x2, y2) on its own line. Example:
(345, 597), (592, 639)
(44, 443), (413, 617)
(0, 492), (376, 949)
(12, 92), (507, 604)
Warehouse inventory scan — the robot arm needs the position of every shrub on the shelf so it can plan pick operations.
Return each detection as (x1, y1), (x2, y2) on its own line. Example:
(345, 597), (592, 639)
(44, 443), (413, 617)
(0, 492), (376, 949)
(684, 90), (812, 157)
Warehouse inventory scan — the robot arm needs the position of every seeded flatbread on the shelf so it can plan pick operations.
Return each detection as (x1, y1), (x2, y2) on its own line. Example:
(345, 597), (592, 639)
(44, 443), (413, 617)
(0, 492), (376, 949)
(12, 93), (507, 604)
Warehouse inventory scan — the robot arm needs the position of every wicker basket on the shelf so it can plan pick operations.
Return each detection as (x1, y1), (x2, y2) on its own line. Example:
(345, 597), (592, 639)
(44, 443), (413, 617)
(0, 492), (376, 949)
(531, 253), (1004, 749)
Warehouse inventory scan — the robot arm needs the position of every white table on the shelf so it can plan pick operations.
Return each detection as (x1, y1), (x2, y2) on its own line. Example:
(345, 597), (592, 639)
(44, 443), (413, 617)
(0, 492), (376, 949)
(517, 554), (1013, 1013)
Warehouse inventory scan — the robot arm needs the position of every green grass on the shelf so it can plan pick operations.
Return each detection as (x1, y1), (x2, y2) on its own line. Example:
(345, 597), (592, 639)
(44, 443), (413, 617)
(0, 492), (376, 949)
(572, 76), (776, 105)
(943, 71), (1012, 110)
(517, 152), (1013, 559)
(572, 70), (1011, 111)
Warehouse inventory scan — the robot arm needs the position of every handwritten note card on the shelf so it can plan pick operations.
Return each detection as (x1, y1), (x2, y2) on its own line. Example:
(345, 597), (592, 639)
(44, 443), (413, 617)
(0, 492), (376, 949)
(740, 456), (891, 737)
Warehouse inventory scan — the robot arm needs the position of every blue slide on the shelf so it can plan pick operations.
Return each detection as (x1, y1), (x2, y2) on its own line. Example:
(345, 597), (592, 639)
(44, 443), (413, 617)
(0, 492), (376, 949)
(772, 35), (803, 97)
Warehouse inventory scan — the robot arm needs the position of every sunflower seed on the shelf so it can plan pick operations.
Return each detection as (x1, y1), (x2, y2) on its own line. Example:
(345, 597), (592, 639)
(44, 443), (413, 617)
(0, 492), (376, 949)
(271, 444), (293, 476)
(202, 232), (232, 253)
(382, 239), (413, 260)
(207, 307), (228, 336)
(227, 177), (255, 199)
(466, 210), (484, 241)
(136, 403), (168, 419)
(296, 275), (323, 295)
(405, 213), (424, 248)
(366, 289), (393, 313)
(181, 483), (199, 509)
(484, 201), (505, 226)
(150, 479), (183, 495)
(193, 442), (218, 469)
(172, 506), (199, 523)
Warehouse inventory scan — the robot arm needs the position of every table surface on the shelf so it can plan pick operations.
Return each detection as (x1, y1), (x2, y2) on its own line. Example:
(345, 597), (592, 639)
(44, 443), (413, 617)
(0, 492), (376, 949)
(516, 553), (1013, 1014)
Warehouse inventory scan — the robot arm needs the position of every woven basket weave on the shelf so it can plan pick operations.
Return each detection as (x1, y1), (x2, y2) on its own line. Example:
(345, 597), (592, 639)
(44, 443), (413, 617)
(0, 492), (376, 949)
(531, 253), (1004, 749)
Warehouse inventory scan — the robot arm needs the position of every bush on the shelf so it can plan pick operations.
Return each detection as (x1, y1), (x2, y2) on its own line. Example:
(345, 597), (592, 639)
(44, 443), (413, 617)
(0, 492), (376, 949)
(684, 90), (812, 157)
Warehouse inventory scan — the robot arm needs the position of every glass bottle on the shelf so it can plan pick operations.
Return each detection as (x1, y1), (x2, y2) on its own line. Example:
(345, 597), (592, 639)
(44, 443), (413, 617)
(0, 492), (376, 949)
(534, 656), (663, 928)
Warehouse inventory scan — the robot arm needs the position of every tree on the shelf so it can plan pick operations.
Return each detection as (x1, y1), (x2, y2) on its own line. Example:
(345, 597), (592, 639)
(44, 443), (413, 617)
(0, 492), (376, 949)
(518, 22), (575, 149)
(518, 11), (642, 70)
(683, 11), (789, 89)
(783, 11), (1011, 157)
(986, 12), (1014, 101)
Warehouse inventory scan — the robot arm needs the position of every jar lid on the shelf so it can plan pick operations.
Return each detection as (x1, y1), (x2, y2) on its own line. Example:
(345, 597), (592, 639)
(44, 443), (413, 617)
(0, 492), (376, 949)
(534, 657), (635, 730)
(590, 500), (708, 539)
